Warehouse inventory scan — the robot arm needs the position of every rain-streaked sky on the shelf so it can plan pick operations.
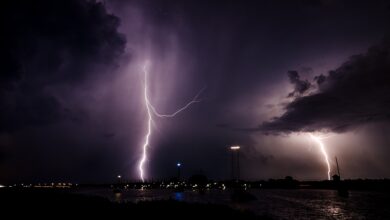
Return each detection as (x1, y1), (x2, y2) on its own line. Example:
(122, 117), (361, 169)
(1, 0), (390, 183)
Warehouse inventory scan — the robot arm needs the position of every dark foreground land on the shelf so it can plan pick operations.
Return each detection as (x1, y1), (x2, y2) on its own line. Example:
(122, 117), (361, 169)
(0, 188), (267, 219)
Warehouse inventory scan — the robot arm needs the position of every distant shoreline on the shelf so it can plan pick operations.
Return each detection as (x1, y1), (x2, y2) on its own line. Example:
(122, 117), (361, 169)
(3, 178), (390, 191)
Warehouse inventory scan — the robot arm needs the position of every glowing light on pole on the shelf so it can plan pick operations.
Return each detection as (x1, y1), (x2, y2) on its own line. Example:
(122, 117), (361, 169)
(309, 133), (331, 180)
(138, 62), (203, 182)
(230, 146), (240, 150)
(230, 145), (240, 181)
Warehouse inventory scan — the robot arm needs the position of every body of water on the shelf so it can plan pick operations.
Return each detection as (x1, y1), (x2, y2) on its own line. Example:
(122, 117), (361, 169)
(76, 188), (390, 219)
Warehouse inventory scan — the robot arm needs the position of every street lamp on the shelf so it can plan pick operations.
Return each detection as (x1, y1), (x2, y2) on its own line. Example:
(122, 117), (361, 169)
(230, 146), (240, 181)
(230, 146), (240, 150)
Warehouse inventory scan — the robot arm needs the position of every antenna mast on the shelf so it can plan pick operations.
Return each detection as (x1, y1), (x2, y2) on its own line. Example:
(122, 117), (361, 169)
(335, 157), (341, 179)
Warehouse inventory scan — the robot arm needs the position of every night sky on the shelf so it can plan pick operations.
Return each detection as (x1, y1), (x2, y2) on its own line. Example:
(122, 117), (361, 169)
(1, 0), (390, 184)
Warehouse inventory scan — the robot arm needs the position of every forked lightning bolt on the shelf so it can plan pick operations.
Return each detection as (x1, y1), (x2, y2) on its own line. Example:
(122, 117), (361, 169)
(309, 133), (331, 180)
(138, 63), (204, 182)
(148, 87), (205, 118)
(138, 64), (153, 183)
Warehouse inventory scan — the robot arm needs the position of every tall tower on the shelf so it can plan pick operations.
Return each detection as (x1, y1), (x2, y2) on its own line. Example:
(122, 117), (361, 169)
(230, 146), (240, 181)
(177, 162), (182, 180)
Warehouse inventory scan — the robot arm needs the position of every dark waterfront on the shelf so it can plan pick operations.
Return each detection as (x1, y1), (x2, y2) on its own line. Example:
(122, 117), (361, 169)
(75, 188), (390, 219)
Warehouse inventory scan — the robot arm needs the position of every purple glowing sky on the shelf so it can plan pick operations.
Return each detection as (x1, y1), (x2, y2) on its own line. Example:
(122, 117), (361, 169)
(0, 0), (390, 183)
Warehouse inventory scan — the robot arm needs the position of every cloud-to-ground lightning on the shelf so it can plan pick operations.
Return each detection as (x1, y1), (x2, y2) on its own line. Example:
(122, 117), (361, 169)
(309, 133), (331, 180)
(138, 62), (204, 182)
(138, 64), (153, 182)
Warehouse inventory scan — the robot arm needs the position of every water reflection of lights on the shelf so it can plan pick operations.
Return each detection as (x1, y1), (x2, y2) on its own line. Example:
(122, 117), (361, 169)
(174, 192), (184, 201)
(114, 192), (122, 203)
(326, 205), (348, 219)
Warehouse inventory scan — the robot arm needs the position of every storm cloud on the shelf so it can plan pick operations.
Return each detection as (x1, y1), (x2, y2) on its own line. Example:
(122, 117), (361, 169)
(0, 0), (125, 132)
(287, 70), (312, 97)
(261, 38), (390, 133)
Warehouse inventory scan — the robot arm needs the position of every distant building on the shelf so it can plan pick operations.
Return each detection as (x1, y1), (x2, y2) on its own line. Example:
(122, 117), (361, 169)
(332, 174), (340, 182)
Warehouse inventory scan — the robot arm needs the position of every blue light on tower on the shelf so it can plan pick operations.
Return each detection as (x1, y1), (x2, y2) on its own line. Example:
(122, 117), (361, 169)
(177, 162), (181, 180)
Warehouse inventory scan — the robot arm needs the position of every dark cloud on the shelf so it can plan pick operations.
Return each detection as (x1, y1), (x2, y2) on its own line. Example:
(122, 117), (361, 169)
(314, 74), (326, 85)
(0, 0), (125, 132)
(1, 92), (63, 132)
(260, 38), (390, 133)
(287, 70), (312, 97)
